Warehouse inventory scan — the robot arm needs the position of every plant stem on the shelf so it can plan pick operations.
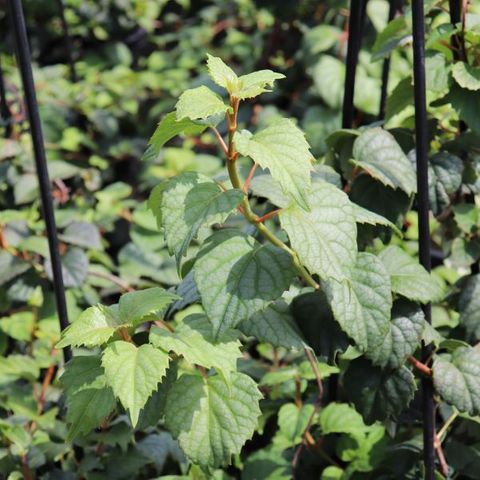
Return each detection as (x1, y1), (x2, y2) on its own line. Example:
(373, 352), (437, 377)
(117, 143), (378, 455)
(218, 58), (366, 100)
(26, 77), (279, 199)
(255, 209), (281, 224)
(243, 162), (257, 192)
(408, 355), (432, 376)
(224, 97), (319, 291)
(437, 410), (459, 442)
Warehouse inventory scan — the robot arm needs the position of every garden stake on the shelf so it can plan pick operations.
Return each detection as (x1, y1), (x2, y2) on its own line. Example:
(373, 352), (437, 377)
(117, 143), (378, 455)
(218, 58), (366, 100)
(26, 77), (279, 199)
(0, 54), (12, 138)
(7, 0), (71, 362)
(342, 0), (367, 128)
(411, 1), (435, 478)
(55, 0), (77, 82)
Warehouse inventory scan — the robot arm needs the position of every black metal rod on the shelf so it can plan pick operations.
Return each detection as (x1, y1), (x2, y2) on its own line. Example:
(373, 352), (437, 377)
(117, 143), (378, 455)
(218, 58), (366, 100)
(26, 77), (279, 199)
(378, 0), (402, 120)
(55, 0), (77, 82)
(7, 0), (72, 363)
(0, 55), (12, 138)
(342, 0), (367, 128)
(411, 1), (435, 478)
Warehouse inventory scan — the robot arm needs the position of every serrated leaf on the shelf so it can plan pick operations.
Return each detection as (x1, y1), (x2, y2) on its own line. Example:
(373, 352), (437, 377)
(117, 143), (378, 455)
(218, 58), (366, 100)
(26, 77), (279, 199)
(234, 118), (312, 210)
(239, 300), (305, 351)
(280, 181), (357, 281)
(351, 203), (402, 235)
(459, 274), (480, 342)
(175, 86), (230, 122)
(118, 287), (180, 327)
(324, 252), (392, 353)
(165, 372), (262, 468)
(206, 54), (239, 90)
(452, 62), (480, 91)
(344, 359), (416, 424)
(378, 246), (445, 303)
(149, 172), (244, 267)
(433, 346), (480, 416)
(150, 314), (241, 379)
(149, 112), (207, 153)
(102, 341), (170, 426)
(60, 355), (105, 395)
(194, 231), (294, 338)
(367, 299), (425, 369)
(274, 403), (315, 448)
(57, 305), (119, 348)
(352, 128), (416, 195)
(234, 70), (285, 100)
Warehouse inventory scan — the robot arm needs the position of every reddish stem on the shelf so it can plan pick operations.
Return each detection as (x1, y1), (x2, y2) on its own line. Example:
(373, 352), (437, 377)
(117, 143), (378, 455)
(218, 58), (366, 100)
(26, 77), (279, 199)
(255, 209), (281, 224)
(408, 356), (432, 376)
(243, 163), (257, 193)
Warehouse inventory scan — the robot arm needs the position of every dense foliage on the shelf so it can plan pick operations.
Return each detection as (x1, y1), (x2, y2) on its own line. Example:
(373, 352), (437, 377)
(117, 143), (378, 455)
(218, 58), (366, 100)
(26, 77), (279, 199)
(1, 1), (480, 478)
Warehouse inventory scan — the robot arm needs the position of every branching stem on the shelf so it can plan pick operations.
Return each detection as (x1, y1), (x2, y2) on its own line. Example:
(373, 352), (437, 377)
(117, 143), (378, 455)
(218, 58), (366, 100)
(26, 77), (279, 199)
(408, 355), (432, 376)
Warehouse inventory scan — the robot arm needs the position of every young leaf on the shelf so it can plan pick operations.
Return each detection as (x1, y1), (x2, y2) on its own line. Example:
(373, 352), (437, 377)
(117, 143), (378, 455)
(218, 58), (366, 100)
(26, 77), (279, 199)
(352, 128), (417, 195)
(102, 341), (170, 426)
(344, 359), (416, 424)
(324, 252), (392, 353)
(206, 54), (239, 91)
(149, 172), (244, 267)
(150, 314), (242, 379)
(280, 181), (357, 282)
(194, 231), (294, 338)
(175, 86), (230, 122)
(319, 403), (367, 440)
(149, 112), (207, 153)
(378, 246), (445, 303)
(118, 287), (180, 326)
(239, 300), (305, 351)
(367, 299), (425, 369)
(57, 305), (119, 348)
(234, 70), (285, 100)
(234, 118), (312, 210)
(433, 346), (480, 416)
(274, 403), (315, 448)
(164, 372), (262, 468)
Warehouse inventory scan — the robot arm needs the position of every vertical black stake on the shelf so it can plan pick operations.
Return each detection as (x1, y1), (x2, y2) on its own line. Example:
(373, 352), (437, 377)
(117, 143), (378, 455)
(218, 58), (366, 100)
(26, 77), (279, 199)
(342, 0), (367, 128)
(411, 1), (435, 478)
(0, 55), (12, 138)
(55, 0), (77, 82)
(378, 0), (402, 120)
(7, 0), (72, 363)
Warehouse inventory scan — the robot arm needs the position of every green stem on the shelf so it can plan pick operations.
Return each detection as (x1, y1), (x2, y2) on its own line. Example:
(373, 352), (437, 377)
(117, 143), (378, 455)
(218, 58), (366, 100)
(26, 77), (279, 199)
(225, 98), (319, 291)
(437, 410), (459, 443)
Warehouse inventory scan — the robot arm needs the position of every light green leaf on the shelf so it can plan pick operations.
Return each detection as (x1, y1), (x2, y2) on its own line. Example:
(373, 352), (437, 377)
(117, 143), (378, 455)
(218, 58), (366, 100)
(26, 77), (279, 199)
(234, 118), (312, 210)
(280, 181), (357, 282)
(351, 202), (402, 235)
(274, 403), (315, 448)
(239, 300), (305, 351)
(453, 204), (480, 234)
(149, 112), (207, 152)
(433, 346), (480, 416)
(345, 359), (416, 424)
(118, 287), (180, 326)
(248, 172), (290, 208)
(150, 314), (242, 379)
(102, 341), (170, 426)
(0, 312), (34, 341)
(367, 299), (425, 369)
(175, 86), (230, 122)
(206, 54), (239, 91)
(165, 372), (262, 468)
(452, 62), (480, 91)
(319, 403), (367, 440)
(56, 305), (119, 348)
(149, 172), (244, 267)
(311, 56), (345, 109)
(379, 246), (445, 303)
(234, 70), (285, 100)
(194, 231), (294, 338)
(324, 252), (392, 353)
(352, 128), (417, 195)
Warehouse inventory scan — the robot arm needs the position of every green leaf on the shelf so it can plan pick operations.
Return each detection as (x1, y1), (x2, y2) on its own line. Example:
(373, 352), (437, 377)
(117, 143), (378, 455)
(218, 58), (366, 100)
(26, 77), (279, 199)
(149, 172), (244, 266)
(452, 62), (480, 91)
(150, 314), (241, 379)
(175, 86), (230, 122)
(234, 70), (285, 100)
(149, 112), (207, 152)
(344, 359), (416, 424)
(59, 221), (102, 250)
(234, 118), (312, 210)
(311, 56), (345, 109)
(206, 54), (239, 91)
(164, 372), (262, 468)
(324, 252), (392, 353)
(352, 128), (417, 195)
(319, 403), (367, 440)
(447, 84), (480, 132)
(0, 312), (34, 341)
(248, 172), (289, 208)
(57, 305), (119, 348)
(371, 17), (411, 61)
(459, 275), (480, 341)
(60, 355), (105, 396)
(385, 76), (413, 121)
(239, 300), (305, 351)
(118, 287), (180, 326)
(44, 247), (89, 288)
(274, 403), (315, 448)
(102, 341), (170, 426)
(280, 181), (357, 282)
(453, 204), (480, 234)
(378, 246), (445, 303)
(194, 231), (294, 338)
(367, 300), (425, 369)
(433, 346), (480, 416)
(351, 203), (402, 235)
